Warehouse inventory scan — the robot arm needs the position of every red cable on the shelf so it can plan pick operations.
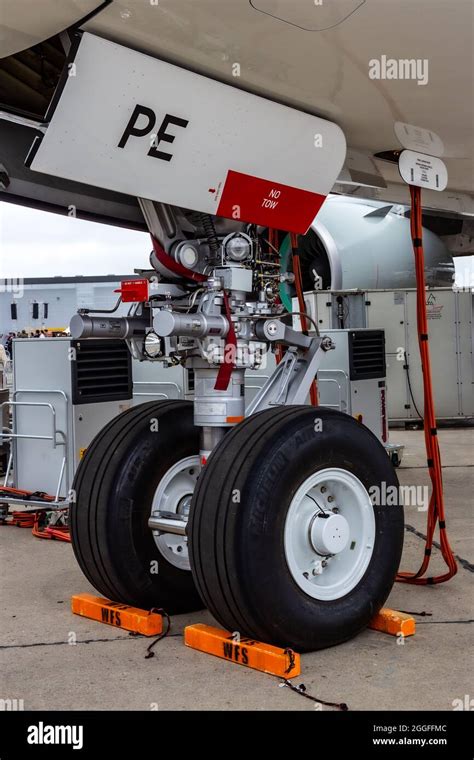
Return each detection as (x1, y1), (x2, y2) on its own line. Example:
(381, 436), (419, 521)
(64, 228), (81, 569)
(396, 186), (457, 584)
(151, 236), (208, 283)
(214, 291), (237, 391)
(290, 232), (318, 406)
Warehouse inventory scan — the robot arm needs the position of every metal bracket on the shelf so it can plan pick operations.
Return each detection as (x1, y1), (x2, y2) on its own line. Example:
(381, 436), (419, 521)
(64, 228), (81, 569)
(247, 335), (331, 414)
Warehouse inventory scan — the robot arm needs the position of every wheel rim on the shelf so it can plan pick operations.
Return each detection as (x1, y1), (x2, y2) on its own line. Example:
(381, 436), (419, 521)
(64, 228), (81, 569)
(150, 455), (200, 570)
(284, 467), (376, 601)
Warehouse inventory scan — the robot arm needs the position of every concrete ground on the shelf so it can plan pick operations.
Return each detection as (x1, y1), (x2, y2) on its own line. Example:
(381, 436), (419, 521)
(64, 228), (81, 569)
(0, 428), (472, 711)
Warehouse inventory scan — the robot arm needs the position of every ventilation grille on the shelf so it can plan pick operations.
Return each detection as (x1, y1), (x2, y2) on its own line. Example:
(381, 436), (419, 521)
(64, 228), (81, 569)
(349, 330), (386, 380)
(71, 339), (132, 405)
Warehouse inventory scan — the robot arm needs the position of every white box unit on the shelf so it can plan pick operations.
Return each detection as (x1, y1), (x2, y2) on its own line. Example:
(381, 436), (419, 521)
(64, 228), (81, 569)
(131, 358), (187, 404)
(306, 288), (473, 422)
(317, 329), (388, 443)
(9, 338), (133, 498)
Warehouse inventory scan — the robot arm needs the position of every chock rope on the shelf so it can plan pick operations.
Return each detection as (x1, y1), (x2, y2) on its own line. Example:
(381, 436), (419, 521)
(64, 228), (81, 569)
(280, 679), (349, 711)
(396, 185), (457, 585)
(145, 608), (171, 658)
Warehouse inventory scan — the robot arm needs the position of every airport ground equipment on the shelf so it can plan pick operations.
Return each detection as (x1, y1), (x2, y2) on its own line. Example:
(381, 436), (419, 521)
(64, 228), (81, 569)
(0, 337), (133, 505)
(306, 288), (473, 422)
(0, 387), (9, 476)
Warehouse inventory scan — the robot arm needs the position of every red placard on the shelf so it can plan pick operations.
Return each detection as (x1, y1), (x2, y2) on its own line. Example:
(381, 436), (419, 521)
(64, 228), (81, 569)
(116, 278), (149, 303)
(217, 170), (326, 233)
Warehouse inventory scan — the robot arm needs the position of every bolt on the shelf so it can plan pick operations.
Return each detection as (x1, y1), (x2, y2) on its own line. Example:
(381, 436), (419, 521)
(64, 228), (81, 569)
(327, 495), (334, 502)
(320, 486), (327, 493)
(266, 321), (278, 336)
(322, 560), (328, 567)
(332, 507), (339, 514)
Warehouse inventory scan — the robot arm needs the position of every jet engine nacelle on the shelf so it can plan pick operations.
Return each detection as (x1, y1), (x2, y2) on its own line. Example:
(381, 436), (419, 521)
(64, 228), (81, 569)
(304, 196), (454, 290)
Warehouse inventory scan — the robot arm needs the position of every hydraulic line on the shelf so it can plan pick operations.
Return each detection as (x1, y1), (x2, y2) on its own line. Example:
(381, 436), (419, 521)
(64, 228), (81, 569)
(396, 185), (457, 585)
(268, 228), (285, 366)
(187, 211), (220, 256)
(290, 232), (318, 406)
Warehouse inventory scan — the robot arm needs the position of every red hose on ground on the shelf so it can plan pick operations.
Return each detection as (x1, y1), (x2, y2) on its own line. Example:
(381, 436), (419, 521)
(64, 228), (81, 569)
(396, 185), (457, 584)
(0, 487), (70, 542)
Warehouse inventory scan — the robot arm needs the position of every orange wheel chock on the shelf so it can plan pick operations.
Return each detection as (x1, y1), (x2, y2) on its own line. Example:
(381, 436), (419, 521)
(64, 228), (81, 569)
(184, 623), (301, 678)
(369, 608), (416, 637)
(71, 593), (163, 636)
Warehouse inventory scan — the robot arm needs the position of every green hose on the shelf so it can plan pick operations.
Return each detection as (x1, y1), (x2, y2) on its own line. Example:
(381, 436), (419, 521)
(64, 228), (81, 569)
(279, 234), (293, 313)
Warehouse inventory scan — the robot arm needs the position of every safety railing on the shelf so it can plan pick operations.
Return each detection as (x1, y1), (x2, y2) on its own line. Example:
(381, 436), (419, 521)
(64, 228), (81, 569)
(315, 369), (349, 411)
(0, 389), (70, 508)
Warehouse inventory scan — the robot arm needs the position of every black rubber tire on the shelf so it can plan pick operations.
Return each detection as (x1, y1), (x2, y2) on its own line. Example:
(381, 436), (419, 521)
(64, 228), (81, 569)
(70, 400), (203, 613)
(189, 406), (404, 651)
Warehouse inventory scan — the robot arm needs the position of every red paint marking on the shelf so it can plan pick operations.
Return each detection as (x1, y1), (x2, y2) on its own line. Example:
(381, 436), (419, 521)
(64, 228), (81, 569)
(216, 170), (326, 234)
(214, 292), (236, 391)
(208, 187), (216, 193)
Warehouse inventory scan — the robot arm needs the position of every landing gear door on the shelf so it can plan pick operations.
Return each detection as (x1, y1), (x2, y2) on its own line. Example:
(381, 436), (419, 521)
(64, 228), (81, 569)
(27, 32), (346, 234)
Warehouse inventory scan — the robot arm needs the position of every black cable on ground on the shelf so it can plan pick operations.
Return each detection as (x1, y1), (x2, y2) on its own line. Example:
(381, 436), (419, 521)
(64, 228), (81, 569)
(144, 608), (171, 659)
(280, 680), (349, 710)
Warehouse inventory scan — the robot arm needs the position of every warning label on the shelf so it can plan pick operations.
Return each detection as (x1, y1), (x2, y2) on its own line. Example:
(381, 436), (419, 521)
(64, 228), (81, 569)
(217, 170), (326, 233)
(427, 306), (444, 320)
(426, 293), (444, 320)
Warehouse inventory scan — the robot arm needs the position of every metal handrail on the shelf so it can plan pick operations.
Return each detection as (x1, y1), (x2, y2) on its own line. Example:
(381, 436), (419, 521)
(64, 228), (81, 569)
(317, 369), (349, 410)
(1, 388), (69, 502)
(0, 401), (62, 446)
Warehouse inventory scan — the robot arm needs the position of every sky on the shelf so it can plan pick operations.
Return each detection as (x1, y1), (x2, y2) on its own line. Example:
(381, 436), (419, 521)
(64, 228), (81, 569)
(0, 201), (473, 284)
(0, 203), (151, 278)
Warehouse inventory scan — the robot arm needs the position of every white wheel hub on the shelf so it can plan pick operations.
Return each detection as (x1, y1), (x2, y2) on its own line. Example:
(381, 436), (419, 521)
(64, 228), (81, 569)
(149, 455), (200, 571)
(310, 512), (350, 555)
(284, 468), (376, 601)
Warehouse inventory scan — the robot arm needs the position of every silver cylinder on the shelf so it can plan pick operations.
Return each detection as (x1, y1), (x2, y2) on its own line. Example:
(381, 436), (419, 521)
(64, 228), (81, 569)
(154, 310), (228, 339)
(193, 367), (245, 427)
(148, 516), (187, 536)
(70, 314), (149, 340)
